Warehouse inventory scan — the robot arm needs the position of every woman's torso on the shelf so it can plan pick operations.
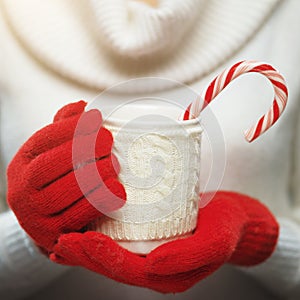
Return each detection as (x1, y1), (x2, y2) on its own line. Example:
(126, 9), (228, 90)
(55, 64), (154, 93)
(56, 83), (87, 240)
(1, 1), (300, 299)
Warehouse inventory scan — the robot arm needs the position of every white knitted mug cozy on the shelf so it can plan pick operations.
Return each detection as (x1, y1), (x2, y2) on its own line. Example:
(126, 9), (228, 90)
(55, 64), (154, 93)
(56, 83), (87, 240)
(93, 110), (202, 253)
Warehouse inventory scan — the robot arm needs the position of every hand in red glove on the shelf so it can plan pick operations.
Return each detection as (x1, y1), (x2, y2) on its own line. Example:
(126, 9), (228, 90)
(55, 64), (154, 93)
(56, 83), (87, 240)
(50, 191), (279, 293)
(7, 101), (126, 253)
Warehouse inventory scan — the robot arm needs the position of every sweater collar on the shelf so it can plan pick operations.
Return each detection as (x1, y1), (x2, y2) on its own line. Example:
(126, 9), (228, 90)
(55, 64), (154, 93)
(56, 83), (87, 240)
(2, 0), (280, 92)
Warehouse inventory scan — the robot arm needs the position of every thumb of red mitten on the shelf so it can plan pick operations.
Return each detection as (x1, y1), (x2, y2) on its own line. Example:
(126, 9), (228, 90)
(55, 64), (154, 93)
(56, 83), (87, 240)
(53, 100), (87, 122)
(227, 192), (279, 266)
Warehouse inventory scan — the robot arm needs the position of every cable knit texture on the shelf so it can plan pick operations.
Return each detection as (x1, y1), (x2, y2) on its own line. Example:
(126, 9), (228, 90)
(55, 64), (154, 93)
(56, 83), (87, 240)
(95, 118), (202, 242)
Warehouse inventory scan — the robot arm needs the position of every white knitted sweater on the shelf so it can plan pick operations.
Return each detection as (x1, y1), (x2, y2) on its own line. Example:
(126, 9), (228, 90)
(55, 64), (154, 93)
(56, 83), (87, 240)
(0, 0), (300, 299)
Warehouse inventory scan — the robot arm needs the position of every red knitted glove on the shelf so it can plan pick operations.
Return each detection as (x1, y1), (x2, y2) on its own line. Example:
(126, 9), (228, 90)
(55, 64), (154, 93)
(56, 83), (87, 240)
(50, 191), (279, 293)
(7, 101), (126, 253)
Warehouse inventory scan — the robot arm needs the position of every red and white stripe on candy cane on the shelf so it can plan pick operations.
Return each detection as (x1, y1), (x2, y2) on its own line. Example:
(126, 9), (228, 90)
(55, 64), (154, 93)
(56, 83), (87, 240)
(182, 60), (288, 142)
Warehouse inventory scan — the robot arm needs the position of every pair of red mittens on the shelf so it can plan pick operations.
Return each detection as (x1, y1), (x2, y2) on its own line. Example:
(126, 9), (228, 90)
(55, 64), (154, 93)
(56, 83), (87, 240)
(7, 101), (279, 293)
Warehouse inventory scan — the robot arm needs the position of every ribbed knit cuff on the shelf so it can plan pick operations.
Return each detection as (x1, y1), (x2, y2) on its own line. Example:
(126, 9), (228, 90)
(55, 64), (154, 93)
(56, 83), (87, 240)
(237, 218), (300, 296)
(0, 210), (69, 298)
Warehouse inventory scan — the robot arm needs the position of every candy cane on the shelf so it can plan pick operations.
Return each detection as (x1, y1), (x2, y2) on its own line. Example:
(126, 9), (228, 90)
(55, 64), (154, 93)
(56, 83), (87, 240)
(182, 60), (288, 142)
